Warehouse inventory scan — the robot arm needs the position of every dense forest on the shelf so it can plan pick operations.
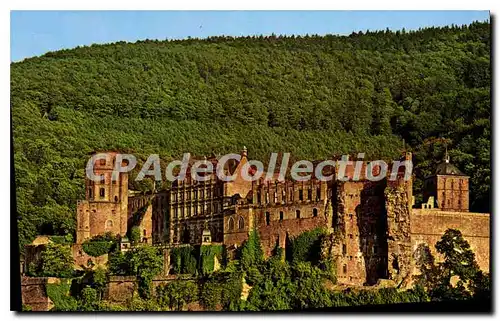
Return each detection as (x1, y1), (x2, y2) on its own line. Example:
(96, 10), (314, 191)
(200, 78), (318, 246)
(12, 21), (490, 250)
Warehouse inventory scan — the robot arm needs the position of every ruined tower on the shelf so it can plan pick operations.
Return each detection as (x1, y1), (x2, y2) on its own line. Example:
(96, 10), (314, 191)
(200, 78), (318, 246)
(76, 152), (129, 243)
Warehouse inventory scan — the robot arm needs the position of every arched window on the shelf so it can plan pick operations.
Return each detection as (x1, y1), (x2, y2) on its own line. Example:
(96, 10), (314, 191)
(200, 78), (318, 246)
(279, 211), (284, 221)
(99, 187), (105, 198)
(114, 195), (118, 202)
(105, 220), (113, 229)
(228, 217), (235, 231)
(313, 208), (318, 217)
(296, 210), (301, 219)
(265, 212), (270, 225)
(343, 264), (347, 274)
(238, 216), (245, 229)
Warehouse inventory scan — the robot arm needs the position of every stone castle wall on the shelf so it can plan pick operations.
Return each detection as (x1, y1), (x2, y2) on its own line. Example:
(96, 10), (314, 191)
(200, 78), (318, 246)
(410, 209), (490, 273)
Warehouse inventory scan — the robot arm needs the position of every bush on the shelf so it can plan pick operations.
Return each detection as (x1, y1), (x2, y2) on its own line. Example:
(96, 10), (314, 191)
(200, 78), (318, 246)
(200, 272), (243, 311)
(40, 243), (74, 277)
(46, 280), (78, 311)
(171, 246), (197, 275)
(156, 280), (199, 311)
(82, 233), (118, 257)
(199, 245), (224, 275)
(286, 228), (327, 264)
(129, 226), (141, 244)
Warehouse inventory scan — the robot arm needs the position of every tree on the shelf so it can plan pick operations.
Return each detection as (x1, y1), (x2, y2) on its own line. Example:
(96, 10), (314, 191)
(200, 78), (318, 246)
(129, 226), (141, 244)
(415, 229), (490, 301)
(127, 245), (163, 299)
(79, 286), (98, 311)
(40, 243), (74, 277)
(156, 280), (198, 311)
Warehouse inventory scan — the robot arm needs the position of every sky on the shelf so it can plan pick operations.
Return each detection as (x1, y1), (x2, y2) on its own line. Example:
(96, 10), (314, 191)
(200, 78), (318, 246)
(10, 10), (490, 62)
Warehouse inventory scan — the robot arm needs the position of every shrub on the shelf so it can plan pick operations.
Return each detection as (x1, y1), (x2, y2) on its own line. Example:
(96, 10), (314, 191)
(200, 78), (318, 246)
(82, 233), (118, 257)
(45, 280), (78, 311)
(156, 280), (199, 310)
(40, 243), (74, 277)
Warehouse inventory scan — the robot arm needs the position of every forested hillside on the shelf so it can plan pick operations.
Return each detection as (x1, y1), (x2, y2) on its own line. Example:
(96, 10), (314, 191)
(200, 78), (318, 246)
(11, 22), (490, 249)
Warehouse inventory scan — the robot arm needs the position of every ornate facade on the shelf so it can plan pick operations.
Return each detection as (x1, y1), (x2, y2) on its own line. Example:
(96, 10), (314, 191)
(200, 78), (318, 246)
(72, 148), (489, 286)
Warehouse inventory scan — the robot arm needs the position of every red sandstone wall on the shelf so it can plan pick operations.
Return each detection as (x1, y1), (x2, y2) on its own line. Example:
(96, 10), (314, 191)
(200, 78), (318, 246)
(411, 209), (490, 273)
(72, 244), (108, 270)
(21, 277), (56, 311)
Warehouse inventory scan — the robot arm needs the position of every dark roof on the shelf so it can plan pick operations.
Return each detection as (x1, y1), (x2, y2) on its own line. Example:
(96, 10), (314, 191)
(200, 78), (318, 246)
(435, 161), (466, 176)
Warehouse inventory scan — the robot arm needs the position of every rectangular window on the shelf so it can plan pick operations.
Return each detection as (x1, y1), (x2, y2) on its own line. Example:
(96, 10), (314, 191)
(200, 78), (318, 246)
(299, 190), (303, 201)
(280, 211), (284, 221)
(342, 244), (347, 255)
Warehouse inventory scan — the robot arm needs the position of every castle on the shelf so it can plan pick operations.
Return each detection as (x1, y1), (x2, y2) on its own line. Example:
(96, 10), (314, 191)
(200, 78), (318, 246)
(71, 148), (489, 287)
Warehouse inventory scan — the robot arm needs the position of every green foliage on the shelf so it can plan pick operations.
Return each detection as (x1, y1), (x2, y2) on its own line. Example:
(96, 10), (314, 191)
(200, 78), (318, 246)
(239, 228), (264, 274)
(127, 296), (162, 311)
(127, 245), (164, 299)
(129, 226), (141, 245)
(171, 246), (197, 275)
(329, 287), (429, 307)
(82, 242), (112, 257)
(21, 304), (32, 312)
(156, 280), (199, 311)
(415, 228), (490, 302)
(82, 233), (118, 257)
(199, 245), (224, 275)
(39, 243), (74, 277)
(286, 228), (327, 264)
(78, 286), (98, 311)
(108, 249), (129, 275)
(200, 272), (243, 311)
(13, 22), (491, 250)
(45, 280), (78, 311)
(49, 234), (73, 244)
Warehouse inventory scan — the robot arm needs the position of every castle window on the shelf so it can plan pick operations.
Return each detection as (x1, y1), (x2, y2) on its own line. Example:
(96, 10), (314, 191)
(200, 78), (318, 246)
(299, 190), (303, 201)
(105, 220), (113, 228)
(313, 208), (318, 217)
(342, 244), (347, 255)
(349, 234), (353, 239)
(308, 188), (312, 200)
(144, 229), (147, 236)
(280, 211), (284, 221)
(99, 188), (105, 198)
(89, 188), (93, 199)
(238, 216), (245, 229)
(257, 191), (261, 203)
(343, 264), (347, 274)
(316, 187), (321, 201)
(228, 217), (235, 231)
(265, 212), (270, 226)
(114, 196), (118, 202)
(373, 246), (378, 254)
(274, 192), (278, 203)
(296, 210), (301, 219)
(448, 200), (451, 206)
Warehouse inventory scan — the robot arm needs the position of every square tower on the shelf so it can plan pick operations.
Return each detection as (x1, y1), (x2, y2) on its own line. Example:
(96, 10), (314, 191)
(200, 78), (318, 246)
(76, 152), (129, 243)
(423, 156), (469, 212)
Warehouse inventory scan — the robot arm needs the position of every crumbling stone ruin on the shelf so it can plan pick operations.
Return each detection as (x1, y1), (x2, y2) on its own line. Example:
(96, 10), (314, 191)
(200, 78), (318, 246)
(22, 148), (490, 309)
